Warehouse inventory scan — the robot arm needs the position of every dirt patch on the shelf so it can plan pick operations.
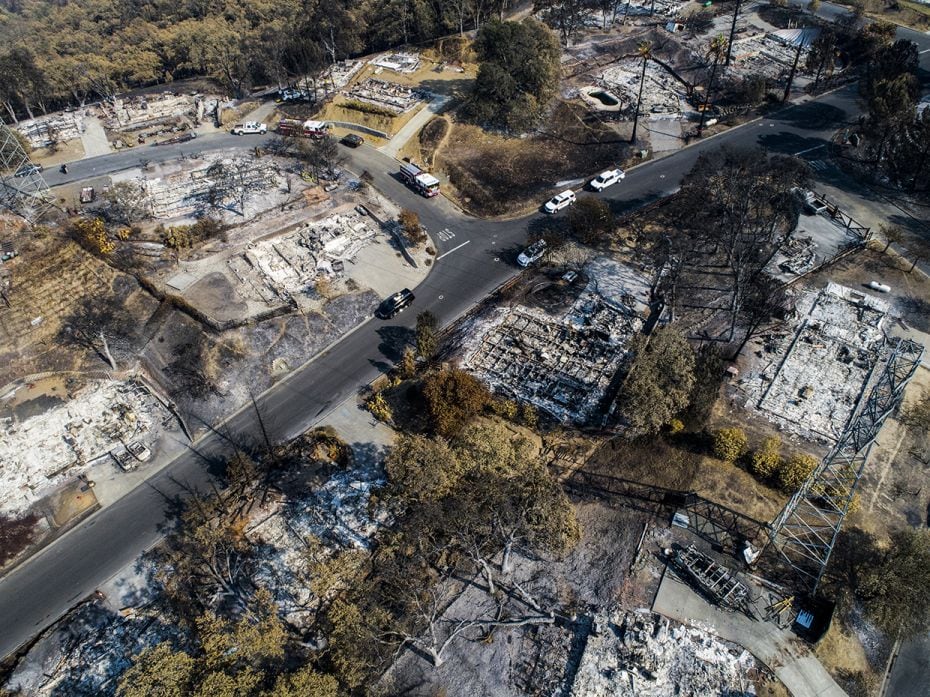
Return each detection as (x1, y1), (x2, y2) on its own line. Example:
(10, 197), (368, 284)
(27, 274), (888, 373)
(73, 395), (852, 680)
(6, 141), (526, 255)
(30, 138), (86, 168)
(48, 481), (98, 527)
(417, 116), (450, 168)
(435, 102), (628, 217)
(182, 271), (249, 324)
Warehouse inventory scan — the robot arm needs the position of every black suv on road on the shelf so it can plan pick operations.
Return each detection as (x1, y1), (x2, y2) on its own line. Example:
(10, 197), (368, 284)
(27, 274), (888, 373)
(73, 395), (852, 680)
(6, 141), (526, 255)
(376, 289), (414, 319)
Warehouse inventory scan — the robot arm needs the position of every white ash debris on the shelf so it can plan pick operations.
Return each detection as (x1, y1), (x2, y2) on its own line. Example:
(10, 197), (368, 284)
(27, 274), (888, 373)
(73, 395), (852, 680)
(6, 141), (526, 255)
(343, 78), (424, 114)
(15, 111), (86, 149)
(464, 259), (649, 423)
(570, 609), (757, 697)
(370, 51), (421, 73)
(248, 465), (387, 628)
(4, 600), (173, 697)
(233, 211), (378, 307)
(0, 379), (167, 515)
(285, 467), (387, 550)
(98, 92), (219, 131)
(601, 59), (687, 116)
(737, 282), (892, 442)
(141, 155), (281, 219)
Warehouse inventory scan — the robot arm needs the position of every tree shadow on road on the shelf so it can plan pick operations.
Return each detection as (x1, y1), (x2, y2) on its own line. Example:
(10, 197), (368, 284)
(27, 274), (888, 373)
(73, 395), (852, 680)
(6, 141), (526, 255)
(376, 325), (414, 363)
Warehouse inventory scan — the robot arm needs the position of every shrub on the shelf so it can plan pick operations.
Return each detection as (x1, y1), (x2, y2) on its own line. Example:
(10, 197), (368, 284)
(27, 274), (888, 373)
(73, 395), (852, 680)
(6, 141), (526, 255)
(667, 418), (685, 435)
(519, 402), (539, 428)
(365, 392), (393, 423)
(422, 369), (490, 437)
(342, 99), (396, 117)
(489, 398), (519, 420)
(750, 436), (782, 479)
(778, 453), (818, 493)
(73, 217), (115, 256)
(712, 428), (748, 463)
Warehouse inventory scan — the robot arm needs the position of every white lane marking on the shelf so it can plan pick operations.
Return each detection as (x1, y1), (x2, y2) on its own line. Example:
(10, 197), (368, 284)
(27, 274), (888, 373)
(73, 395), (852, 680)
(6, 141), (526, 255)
(436, 240), (470, 260)
(794, 144), (825, 156)
(920, 48), (930, 54)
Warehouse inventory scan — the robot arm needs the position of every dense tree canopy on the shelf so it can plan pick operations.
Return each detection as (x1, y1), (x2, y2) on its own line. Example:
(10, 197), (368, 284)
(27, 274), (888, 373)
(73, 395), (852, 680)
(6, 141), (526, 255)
(465, 18), (561, 131)
(0, 0), (510, 118)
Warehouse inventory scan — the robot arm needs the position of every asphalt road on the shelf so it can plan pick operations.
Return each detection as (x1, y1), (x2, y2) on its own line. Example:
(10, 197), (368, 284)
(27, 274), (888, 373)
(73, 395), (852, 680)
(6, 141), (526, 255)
(2, 5), (930, 667)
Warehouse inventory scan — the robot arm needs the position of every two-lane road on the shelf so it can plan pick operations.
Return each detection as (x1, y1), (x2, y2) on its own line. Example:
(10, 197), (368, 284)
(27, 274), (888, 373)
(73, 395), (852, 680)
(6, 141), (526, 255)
(3, 11), (930, 663)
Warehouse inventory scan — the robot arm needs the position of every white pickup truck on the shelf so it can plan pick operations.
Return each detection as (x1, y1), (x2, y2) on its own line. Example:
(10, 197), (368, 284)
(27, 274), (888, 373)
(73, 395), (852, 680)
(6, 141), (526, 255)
(231, 121), (267, 135)
(589, 168), (625, 191)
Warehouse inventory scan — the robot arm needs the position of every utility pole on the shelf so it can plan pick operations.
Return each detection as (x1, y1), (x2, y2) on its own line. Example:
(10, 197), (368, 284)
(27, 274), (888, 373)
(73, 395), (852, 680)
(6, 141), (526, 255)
(725, 0), (743, 66)
(783, 40), (804, 102)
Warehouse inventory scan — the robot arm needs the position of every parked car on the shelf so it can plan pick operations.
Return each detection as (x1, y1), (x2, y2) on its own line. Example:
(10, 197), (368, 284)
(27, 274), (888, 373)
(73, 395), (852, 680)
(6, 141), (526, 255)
(376, 288), (415, 319)
(279, 88), (310, 102)
(14, 163), (42, 178)
(868, 281), (891, 293)
(562, 270), (578, 283)
(231, 121), (267, 135)
(589, 168), (625, 191)
(517, 239), (547, 267)
(543, 189), (576, 214)
(341, 133), (364, 148)
(791, 186), (828, 215)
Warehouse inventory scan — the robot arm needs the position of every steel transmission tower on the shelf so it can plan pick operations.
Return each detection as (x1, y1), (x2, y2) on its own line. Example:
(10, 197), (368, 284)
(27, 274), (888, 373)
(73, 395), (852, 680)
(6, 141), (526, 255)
(0, 122), (53, 223)
(767, 337), (924, 595)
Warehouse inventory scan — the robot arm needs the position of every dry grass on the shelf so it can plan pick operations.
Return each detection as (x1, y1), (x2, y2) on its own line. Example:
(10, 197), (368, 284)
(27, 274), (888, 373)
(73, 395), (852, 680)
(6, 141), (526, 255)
(30, 138), (85, 167)
(434, 101), (627, 217)
(316, 98), (427, 138)
(586, 434), (787, 524)
(0, 235), (158, 385)
(814, 620), (878, 697)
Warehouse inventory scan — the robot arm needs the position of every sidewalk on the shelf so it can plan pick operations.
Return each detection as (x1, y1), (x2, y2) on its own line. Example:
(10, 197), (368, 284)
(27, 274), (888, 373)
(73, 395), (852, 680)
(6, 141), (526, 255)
(380, 95), (450, 159)
(80, 116), (111, 158)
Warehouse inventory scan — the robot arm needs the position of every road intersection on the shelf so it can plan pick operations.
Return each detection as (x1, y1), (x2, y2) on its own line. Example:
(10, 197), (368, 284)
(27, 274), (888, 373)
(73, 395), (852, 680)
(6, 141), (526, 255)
(2, 11), (929, 667)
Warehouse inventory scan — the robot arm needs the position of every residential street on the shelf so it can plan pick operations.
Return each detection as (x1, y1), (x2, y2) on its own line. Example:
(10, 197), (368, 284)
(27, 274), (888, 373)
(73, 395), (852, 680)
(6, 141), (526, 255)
(1, 7), (929, 668)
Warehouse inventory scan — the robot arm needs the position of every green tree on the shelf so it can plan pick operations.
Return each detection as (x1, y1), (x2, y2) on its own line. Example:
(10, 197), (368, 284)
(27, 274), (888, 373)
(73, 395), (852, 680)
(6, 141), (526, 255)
(466, 19), (560, 131)
(568, 196), (615, 245)
(422, 368), (491, 437)
(264, 666), (339, 697)
(415, 310), (439, 360)
(806, 29), (837, 87)
(712, 427), (747, 463)
(867, 75), (918, 162)
(858, 529), (930, 639)
(385, 433), (463, 502)
(617, 328), (696, 436)
(400, 346), (417, 378)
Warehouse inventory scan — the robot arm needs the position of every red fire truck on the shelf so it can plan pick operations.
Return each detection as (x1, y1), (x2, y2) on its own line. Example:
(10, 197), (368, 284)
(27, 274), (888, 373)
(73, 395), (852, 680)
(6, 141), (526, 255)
(399, 162), (440, 197)
(276, 119), (331, 138)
